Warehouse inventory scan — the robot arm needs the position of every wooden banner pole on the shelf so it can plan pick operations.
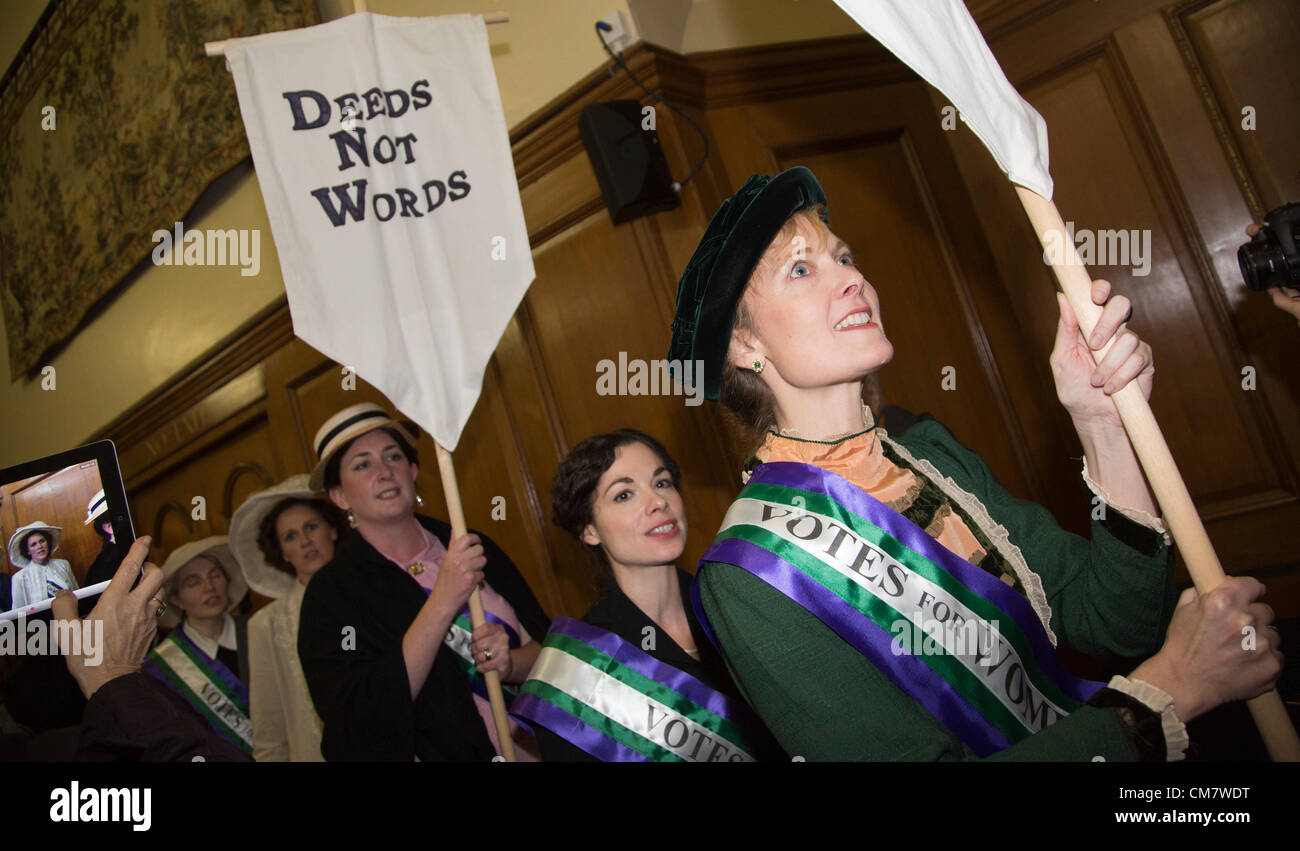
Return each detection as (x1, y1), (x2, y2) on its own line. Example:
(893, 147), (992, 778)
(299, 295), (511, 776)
(435, 442), (517, 762)
(1016, 185), (1300, 761)
(384, 0), (520, 759)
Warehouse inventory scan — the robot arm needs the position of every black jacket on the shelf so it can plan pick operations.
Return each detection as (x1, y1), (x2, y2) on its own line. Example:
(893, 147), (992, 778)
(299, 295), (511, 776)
(78, 673), (252, 762)
(84, 539), (130, 589)
(298, 515), (549, 761)
(0, 672), (252, 762)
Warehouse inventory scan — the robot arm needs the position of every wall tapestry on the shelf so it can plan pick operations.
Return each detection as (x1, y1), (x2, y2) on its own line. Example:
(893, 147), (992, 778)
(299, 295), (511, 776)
(0, 0), (319, 377)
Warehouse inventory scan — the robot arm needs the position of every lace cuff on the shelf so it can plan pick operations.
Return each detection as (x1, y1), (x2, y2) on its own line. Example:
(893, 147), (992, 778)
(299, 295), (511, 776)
(1107, 675), (1189, 762)
(1081, 458), (1171, 546)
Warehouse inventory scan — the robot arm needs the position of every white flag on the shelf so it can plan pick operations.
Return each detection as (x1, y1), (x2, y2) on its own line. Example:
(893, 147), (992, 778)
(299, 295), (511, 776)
(222, 13), (534, 449)
(833, 0), (1053, 199)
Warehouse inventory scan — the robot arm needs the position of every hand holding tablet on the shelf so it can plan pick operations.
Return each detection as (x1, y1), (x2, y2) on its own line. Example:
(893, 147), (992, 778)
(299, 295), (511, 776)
(51, 536), (163, 699)
(0, 441), (135, 622)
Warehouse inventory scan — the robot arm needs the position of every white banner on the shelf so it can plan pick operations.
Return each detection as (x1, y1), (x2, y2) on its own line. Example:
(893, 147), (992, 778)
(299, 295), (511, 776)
(833, 0), (1053, 199)
(222, 12), (534, 448)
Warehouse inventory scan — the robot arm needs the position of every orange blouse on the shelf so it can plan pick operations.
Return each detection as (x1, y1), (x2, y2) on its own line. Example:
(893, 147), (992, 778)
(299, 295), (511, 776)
(756, 427), (989, 568)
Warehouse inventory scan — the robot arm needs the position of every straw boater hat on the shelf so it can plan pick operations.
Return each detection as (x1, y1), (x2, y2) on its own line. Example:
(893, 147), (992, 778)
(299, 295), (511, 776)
(230, 474), (331, 599)
(308, 402), (418, 492)
(84, 489), (108, 527)
(7, 522), (62, 570)
(158, 536), (247, 630)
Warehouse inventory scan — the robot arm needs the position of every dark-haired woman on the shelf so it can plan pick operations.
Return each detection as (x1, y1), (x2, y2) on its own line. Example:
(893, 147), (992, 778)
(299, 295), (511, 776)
(8, 522), (77, 610)
(515, 429), (780, 761)
(231, 475), (347, 761)
(668, 167), (1281, 761)
(297, 402), (549, 761)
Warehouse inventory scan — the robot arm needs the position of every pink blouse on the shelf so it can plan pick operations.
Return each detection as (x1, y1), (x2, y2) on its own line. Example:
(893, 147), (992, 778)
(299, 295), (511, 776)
(376, 525), (538, 761)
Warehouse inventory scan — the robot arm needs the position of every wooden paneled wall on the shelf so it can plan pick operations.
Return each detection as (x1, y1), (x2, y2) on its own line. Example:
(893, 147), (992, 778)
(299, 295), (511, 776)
(96, 0), (1299, 625)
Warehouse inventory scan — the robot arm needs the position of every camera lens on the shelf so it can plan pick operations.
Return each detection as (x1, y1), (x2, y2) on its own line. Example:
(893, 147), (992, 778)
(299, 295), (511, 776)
(1238, 240), (1287, 291)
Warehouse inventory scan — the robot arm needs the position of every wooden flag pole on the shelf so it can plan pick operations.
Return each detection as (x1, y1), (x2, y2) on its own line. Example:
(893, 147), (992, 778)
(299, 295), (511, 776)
(204, 8), (510, 56)
(360, 22), (515, 760)
(435, 442), (517, 762)
(1016, 186), (1300, 761)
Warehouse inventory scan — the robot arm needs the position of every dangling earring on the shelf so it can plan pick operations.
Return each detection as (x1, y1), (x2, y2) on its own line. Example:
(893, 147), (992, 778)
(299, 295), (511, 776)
(752, 360), (764, 374)
(415, 493), (425, 508)
(347, 510), (357, 528)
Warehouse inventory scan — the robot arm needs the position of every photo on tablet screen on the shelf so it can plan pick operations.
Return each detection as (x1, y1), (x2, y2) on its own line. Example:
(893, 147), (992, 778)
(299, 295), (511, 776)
(0, 441), (134, 621)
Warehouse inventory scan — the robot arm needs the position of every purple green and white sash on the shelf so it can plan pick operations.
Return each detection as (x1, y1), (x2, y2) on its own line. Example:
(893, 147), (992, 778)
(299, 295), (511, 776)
(143, 631), (252, 754)
(512, 618), (758, 762)
(695, 461), (1103, 757)
(443, 605), (523, 707)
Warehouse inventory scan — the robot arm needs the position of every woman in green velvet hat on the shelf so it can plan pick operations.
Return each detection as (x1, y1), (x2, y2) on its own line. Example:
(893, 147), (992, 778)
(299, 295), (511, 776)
(670, 166), (1281, 761)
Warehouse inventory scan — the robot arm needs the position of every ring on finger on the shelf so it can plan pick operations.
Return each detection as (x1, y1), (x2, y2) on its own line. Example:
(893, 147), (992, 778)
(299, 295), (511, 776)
(484, 649), (494, 661)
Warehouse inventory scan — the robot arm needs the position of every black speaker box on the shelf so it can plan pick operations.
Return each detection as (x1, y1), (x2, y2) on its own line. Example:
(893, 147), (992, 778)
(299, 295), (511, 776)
(579, 100), (681, 224)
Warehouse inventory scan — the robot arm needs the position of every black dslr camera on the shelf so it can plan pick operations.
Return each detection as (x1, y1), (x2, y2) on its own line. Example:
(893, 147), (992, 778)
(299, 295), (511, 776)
(1239, 202), (1300, 291)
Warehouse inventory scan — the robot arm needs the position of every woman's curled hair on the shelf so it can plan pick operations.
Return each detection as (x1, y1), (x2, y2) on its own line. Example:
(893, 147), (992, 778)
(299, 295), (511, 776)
(256, 497), (348, 575)
(21, 530), (53, 559)
(550, 429), (681, 569)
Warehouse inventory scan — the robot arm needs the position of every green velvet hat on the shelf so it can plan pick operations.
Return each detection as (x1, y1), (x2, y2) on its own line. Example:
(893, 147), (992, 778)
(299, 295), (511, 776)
(667, 167), (828, 401)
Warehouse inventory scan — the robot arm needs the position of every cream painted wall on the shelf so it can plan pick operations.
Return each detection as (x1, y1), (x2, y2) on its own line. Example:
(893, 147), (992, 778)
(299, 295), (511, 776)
(0, 169), (286, 468)
(1, 0), (290, 467)
(375, 0), (635, 129)
(0, 0), (851, 467)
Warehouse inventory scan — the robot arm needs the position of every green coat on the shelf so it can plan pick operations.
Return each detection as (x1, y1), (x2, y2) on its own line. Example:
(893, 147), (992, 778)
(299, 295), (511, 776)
(696, 418), (1177, 761)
